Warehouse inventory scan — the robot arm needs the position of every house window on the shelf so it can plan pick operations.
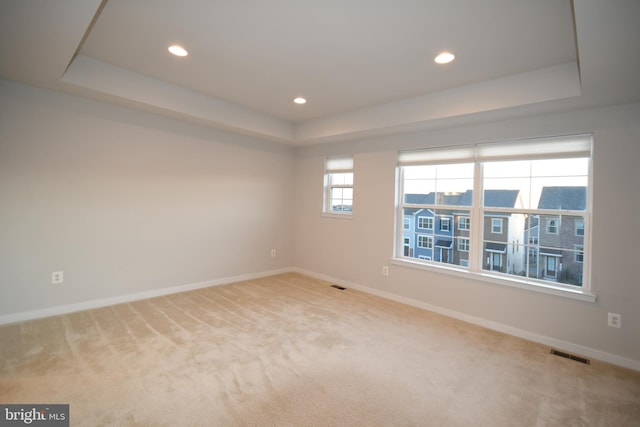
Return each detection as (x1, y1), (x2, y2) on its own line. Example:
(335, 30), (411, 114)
(323, 157), (353, 215)
(417, 235), (433, 249)
(418, 216), (433, 229)
(403, 218), (411, 230)
(458, 217), (470, 231)
(397, 134), (593, 297)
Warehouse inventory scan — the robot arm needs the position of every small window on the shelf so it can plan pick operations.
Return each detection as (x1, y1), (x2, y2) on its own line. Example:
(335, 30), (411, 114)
(575, 245), (584, 263)
(417, 235), (433, 249)
(324, 157), (353, 215)
(403, 218), (411, 230)
(418, 216), (433, 230)
(458, 238), (470, 252)
(546, 218), (559, 234)
(491, 218), (503, 234)
(440, 218), (451, 232)
(458, 217), (470, 231)
(575, 220), (584, 236)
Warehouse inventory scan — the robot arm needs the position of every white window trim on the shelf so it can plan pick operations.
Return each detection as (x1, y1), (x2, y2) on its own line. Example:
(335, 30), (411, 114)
(458, 217), (470, 231)
(323, 156), (354, 217)
(394, 134), (595, 303)
(418, 216), (433, 230)
(491, 218), (503, 234)
(417, 235), (433, 249)
(390, 257), (596, 302)
(546, 218), (559, 235)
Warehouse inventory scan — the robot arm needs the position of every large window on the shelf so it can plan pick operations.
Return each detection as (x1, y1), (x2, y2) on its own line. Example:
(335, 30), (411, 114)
(323, 157), (353, 215)
(396, 134), (592, 296)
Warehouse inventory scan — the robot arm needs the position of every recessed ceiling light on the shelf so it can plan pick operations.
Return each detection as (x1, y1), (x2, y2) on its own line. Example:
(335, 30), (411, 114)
(168, 45), (188, 57)
(434, 51), (455, 64)
(293, 97), (307, 105)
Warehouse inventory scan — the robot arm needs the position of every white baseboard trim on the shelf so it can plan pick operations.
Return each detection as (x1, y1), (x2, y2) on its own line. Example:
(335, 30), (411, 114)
(0, 268), (293, 326)
(293, 268), (640, 373)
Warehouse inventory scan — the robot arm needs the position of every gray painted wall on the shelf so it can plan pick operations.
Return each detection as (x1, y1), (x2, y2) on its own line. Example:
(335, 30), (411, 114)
(0, 81), (294, 315)
(294, 103), (640, 365)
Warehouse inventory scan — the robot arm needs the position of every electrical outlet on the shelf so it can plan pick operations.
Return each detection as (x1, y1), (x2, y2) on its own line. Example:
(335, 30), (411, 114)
(271, 249), (277, 258)
(52, 271), (64, 285)
(382, 266), (389, 276)
(607, 313), (621, 328)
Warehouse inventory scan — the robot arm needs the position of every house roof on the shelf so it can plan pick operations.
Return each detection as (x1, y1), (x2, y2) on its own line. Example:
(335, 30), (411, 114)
(483, 190), (521, 209)
(485, 242), (507, 253)
(537, 187), (586, 210)
(405, 192), (471, 206)
(405, 189), (520, 210)
(435, 240), (453, 249)
(539, 248), (563, 257)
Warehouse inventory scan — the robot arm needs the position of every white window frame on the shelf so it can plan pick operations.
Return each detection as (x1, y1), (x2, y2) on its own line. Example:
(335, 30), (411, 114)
(546, 218), (559, 235)
(458, 238), (470, 252)
(394, 134), (595, 302)
(323, 156), (353, 217)
(458, 217), (470, 231)
(491, 218), (503, 234)
(440, 217), (451, 232)
(417, 235), (433, 249)
(575, 220), (584, 236)
(418, 216), (433, 230)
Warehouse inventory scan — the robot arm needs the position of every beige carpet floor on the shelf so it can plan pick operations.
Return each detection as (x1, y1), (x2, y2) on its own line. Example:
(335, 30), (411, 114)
(1, 273), (639, 426)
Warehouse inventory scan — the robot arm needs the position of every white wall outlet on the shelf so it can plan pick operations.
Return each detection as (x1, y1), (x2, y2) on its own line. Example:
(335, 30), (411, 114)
(271, 249), (277, 258)
(607, 313), (621, 328)
(52, 271), (64, 285)
(382, 266), (389, 276)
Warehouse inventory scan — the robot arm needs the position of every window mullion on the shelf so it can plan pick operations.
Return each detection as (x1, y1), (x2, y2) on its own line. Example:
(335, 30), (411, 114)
(469, 161), (483, 273)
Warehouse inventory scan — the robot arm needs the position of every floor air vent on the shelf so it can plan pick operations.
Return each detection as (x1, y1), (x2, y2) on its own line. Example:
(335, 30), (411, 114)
(330, 285), (346, 291)
(550, 349), (590, 365)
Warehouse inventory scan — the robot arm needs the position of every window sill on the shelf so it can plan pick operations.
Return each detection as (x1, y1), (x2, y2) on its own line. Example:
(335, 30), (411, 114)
(321, 212), (353, 219)
(390, 258), (597, 303)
